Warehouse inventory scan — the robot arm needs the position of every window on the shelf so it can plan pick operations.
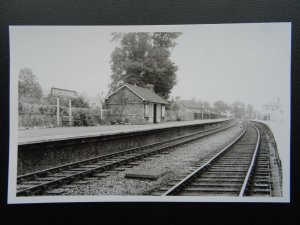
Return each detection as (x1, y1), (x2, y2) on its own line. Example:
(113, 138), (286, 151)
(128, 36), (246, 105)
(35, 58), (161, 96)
(161, 105), (165, 117)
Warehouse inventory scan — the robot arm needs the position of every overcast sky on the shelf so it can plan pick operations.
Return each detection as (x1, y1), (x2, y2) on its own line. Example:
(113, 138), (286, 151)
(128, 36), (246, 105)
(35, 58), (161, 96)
(10, 23), (291, 111)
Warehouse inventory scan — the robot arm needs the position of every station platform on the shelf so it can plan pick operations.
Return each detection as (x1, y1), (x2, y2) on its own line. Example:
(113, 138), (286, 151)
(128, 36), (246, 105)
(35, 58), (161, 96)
(17, 118), (233, 175)
(18, 119), (230, 145)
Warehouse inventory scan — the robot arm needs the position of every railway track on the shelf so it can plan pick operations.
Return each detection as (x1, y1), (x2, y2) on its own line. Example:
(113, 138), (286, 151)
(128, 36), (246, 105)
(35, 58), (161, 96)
(246, 124), (272, 196)
(17, 120), (237, 196)
(156, 122), (272, 196)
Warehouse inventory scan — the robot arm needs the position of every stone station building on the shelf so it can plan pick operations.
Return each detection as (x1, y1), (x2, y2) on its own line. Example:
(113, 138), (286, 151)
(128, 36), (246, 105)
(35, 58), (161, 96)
(105, 83), (168, 125)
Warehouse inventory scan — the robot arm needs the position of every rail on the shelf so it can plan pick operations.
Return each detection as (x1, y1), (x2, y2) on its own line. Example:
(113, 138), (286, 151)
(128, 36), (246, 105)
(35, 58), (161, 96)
(162, 122), (247, 196)
(17, 120), (238, 196)
(239, 124), (260, 196)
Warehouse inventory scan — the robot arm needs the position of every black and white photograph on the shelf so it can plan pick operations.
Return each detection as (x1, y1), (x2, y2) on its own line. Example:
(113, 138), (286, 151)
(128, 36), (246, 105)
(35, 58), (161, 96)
(8, 23), (291, 203)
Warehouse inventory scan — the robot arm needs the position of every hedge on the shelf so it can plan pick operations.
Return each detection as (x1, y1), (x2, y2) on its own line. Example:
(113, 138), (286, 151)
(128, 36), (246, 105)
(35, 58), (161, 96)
(18, 102), (103, 127)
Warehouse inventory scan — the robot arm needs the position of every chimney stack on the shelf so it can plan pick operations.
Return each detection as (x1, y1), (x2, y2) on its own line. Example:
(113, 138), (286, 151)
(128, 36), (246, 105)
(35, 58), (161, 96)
(146, 84), (154, 92)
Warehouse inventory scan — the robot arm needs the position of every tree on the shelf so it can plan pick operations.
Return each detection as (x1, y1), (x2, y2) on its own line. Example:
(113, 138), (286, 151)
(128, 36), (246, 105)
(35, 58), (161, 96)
(72, 96), (90, 108)
(109, 32), (181, 99)
(18, 68), (43, 103)
(246, 104), (255, 119)
(213, 100), (229, 115)
(231, 101), (246, 119)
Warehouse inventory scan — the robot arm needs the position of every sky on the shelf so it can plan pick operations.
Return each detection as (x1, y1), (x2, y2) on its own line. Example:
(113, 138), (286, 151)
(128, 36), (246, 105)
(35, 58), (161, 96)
(10, 23), (291, 112)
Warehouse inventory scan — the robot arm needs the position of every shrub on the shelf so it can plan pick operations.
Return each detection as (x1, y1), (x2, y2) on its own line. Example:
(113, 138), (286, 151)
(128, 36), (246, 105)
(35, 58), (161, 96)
(72, 108), (101, 126)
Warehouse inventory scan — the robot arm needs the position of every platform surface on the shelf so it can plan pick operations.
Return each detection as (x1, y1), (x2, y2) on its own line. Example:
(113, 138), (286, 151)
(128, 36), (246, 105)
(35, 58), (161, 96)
(18, 119), (229, 145)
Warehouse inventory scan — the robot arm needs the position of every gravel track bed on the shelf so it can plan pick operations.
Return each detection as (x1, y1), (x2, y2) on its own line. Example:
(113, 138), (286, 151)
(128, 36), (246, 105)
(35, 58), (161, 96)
(48, 123), (244, 196)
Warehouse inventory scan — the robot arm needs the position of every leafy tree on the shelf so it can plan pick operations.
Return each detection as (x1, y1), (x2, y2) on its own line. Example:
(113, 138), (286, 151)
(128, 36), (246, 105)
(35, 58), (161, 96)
(72, 96), (90, 108)
(213, 100), (229, 115)
(231, 101), (246, 119)
(109, 32), (181, 99)
(246, 104), (255, 119)
(18, 68), (43, 103)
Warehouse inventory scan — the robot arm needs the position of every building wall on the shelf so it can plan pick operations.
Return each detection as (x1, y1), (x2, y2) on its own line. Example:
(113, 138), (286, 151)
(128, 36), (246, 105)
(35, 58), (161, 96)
(106, 87), (144, 124)
(262, 105), (284, 122)
(108, 103), (145, 124)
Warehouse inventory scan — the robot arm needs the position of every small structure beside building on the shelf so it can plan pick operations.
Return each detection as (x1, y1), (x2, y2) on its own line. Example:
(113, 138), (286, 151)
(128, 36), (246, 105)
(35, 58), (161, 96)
(176, 100), (203, 121)
(261, 98), (284, 122)
(105, 83), (168, 124)
(171, 99), (221, 121)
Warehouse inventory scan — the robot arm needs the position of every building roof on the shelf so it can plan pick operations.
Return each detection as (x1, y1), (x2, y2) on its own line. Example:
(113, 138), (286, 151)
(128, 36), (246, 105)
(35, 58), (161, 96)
(180, 100), (202, 109)
(107, 83), (168, 105)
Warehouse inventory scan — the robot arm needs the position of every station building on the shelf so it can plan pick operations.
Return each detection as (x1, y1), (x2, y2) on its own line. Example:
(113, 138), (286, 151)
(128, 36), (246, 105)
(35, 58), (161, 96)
(105, 83), (168, 124)
(175, 100), (203, 121)
(171, 99), (220, 121)
(261, 98), (284, 122)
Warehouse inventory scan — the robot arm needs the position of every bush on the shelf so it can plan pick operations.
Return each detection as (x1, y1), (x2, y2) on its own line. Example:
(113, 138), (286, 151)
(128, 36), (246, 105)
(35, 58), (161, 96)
(72, 107), (103, 126)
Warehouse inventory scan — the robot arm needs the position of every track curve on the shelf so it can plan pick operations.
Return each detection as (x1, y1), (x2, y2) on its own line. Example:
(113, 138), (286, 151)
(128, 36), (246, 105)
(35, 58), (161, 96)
(160, 122), (265, 196)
